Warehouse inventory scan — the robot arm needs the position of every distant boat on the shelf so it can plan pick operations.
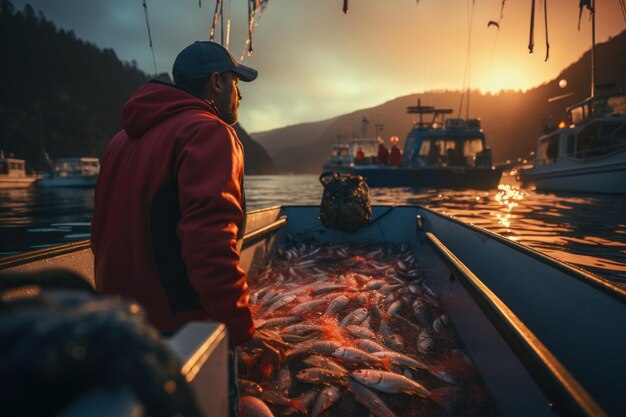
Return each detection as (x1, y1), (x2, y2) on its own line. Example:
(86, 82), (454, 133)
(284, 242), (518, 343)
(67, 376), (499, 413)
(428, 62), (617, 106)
(518, 91), (626, 194)
(41, 157), (100, 188)
(323, 100), (502, 189)
(0, 156), (41, 189)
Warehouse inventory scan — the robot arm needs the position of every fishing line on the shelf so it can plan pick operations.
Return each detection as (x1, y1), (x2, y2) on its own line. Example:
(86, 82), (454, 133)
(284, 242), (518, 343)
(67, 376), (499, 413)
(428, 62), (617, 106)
(141, 0), (158, 75)
(240, 1), (269, 60)
(529, 0), (535, 53)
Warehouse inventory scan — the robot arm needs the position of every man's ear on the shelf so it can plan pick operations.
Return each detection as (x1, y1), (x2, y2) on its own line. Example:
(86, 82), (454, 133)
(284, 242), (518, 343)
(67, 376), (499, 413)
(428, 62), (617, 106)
(208, 72), (223, 94)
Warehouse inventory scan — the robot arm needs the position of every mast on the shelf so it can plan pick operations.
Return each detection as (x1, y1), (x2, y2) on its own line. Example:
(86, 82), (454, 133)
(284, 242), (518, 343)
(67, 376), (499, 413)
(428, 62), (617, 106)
(590, 0), (596, 98)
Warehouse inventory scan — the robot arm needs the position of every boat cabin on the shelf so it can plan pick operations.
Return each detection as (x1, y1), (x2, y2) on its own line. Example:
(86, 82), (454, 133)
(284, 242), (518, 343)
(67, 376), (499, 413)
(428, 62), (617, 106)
(403, 118), (492, 169)
(535, 94), (626, 165)
(325, 138), (380, 168)
(0, 157), (28, 177)
(53, 157), (100, 178)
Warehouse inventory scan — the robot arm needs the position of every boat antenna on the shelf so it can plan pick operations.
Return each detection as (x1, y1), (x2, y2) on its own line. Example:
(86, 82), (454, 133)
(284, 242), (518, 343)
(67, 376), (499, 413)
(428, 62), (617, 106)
(458, 0), (475, 119)
(141, 0), (158, 75)
(591, 0), (596, 98)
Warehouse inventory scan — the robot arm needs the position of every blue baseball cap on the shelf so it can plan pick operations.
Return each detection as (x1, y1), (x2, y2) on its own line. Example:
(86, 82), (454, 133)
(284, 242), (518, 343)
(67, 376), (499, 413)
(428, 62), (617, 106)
(172, 41), (258, 83)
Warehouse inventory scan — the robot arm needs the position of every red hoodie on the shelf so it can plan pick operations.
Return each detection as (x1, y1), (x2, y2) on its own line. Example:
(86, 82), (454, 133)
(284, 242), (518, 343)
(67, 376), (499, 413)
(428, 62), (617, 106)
(91, 81), (254, 345)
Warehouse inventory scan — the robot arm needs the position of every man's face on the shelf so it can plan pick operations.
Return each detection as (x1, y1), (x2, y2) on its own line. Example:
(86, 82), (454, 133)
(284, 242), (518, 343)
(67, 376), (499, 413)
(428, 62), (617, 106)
(216, 72), (241, 126)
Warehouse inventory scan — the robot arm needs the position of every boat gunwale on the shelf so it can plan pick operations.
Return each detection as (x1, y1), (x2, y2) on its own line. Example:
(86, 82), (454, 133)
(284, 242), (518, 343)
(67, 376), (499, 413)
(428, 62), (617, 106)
(1, 204), (623, 303)
(425, 230), (607, 417)
(415, 205), (626, 303)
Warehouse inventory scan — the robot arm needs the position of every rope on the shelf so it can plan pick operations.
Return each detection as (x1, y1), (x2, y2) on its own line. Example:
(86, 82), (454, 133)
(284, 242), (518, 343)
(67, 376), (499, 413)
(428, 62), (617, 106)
(142, 0), (158, 75)
(210, 0), (222, 42)
(486, 0), (506, 86)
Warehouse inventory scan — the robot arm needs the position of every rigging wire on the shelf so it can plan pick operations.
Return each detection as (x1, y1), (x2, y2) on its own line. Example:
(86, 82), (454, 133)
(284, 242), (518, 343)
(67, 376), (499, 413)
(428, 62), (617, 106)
(240, 1), (269, 61)
(543, 0), (550, 62)
(619, 0), (626, 23)
(486, 0), (507, 88)
(458, 0), (475, 119)
(528, 0), (535, 53)
(141, 0), (158, 75)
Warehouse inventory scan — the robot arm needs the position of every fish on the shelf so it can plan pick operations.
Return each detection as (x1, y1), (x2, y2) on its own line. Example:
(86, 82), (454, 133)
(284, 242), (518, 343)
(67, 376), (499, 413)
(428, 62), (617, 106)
(355, 339), (387, 353)
(263, 294), (297, 315)
(385, 334), (405, 351)
(289, 299), (327, 315)
(282, 324), (324, 335)
(417, 330), (435, 354)
(256, 316), (303, 329)
(296, 367), (347, 386)
(275, 365), (291, 393)
(288, 390), (318, 415)
(387, 300), (403, 315)
(239, 379), (264, 395)
(311, 283), (353, 296)
(325, 295), (351, 315)
(332, 347), (380, 364)
(348, 378), (398, 417)
(303, 355), (348, 374)
(351, 369), (431, 397)
(286, 340), (343, 357)
(371, 351), (429, 371)
(340, 307), (368, 327)
(239, 395), (275, 417)
(310, 385), (342, 417)
(345, 324), (377, 339)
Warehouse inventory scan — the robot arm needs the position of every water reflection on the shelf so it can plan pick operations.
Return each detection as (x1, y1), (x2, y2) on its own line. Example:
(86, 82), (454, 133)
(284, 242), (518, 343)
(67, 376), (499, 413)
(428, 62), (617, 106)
(1, 174), (625, 282)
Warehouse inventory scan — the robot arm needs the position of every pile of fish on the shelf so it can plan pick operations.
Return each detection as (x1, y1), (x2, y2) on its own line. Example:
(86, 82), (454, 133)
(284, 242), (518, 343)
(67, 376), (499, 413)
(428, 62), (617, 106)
(238, 242), (495, 417)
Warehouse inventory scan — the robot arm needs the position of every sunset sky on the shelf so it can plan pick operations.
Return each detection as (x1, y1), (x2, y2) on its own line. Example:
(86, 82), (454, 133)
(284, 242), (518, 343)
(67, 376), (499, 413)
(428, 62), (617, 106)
(12, 0), (626, 133)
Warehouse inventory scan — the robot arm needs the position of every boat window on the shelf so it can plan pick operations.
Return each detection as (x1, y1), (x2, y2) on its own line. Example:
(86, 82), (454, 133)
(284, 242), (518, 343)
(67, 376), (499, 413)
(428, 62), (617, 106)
(570, 106), (585, 124)
(607, 95), (626, 115)
(538, 135), (559, 164)
(462, 139), (484, 157)
(566, 135), (576, 157)
(575, 122), (626, 159)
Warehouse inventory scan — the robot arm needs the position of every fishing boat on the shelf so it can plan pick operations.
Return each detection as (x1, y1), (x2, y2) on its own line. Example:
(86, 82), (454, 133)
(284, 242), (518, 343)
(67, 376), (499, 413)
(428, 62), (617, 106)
(0, 155), (41, 189)
(323, 101), (503, 189)
(518, 91), (626, 194)
(1, 205), (623, 417)
(41, 157), (100, 188)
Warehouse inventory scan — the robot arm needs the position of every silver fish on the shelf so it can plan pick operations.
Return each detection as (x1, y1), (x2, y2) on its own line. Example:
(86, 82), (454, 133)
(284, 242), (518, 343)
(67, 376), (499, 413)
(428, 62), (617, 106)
(296, 367), (347, 386)
(417, 330), (434, 354)
(372, 351), (429, 370)
(325, 295), (350, 315)
(345, 324), (377, 339)
(340, 307), (368, 327)
(348, 379), (398, 417)
(351, 369), (431, 397)
(238, 379), (263, 395)
(256, 316), (303, 329)
(332, 347), (379, 364)
(310, 385), (342, 417)
(303, 355), (348, 374)
(289, 299), (327, 315)
(355, 339), (387, 353)
(286, 340), (342, 357)
(263, 294), (297, 315)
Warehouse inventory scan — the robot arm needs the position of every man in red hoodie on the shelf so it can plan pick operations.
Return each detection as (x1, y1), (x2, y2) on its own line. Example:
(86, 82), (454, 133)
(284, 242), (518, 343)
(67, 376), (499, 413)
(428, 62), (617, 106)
(91, 41), (281, 416)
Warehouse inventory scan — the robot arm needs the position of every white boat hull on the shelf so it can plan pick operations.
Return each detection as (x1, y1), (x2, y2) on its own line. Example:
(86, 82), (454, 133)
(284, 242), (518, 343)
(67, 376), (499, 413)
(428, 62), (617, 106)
(0, 176), (40, 189)
(520, 151), (626, 194)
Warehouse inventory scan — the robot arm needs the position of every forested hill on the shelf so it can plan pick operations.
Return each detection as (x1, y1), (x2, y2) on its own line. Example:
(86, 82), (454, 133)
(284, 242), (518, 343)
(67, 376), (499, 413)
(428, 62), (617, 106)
(0, 1), (276, 174)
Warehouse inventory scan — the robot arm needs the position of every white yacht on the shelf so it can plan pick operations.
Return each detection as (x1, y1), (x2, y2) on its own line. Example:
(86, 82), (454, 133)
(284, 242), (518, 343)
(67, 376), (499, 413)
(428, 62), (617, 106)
(41, 157), (100, 188)
(0, 156), (41, 189)
(518, 92), (626, 194)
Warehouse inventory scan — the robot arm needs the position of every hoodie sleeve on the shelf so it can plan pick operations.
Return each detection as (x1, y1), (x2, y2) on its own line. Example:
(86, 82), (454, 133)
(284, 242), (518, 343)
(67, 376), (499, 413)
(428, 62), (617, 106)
(174, 119), (254, 346)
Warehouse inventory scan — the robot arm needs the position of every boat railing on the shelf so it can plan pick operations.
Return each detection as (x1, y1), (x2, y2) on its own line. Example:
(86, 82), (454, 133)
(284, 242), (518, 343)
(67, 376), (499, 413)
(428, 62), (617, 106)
(420, 216), (607, 417)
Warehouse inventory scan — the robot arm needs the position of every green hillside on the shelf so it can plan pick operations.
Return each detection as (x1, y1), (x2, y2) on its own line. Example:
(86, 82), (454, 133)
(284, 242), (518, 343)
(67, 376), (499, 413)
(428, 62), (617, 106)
(0, 1), (276, 174)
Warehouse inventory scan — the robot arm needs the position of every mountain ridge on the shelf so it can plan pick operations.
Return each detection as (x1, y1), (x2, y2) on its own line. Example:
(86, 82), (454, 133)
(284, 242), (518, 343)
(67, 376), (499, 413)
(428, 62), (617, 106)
(252, 30), (626, 173)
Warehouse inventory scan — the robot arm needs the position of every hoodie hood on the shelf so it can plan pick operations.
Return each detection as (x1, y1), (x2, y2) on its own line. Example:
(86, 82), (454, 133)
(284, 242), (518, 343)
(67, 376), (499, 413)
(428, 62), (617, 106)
(122, 81), (216, 139)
